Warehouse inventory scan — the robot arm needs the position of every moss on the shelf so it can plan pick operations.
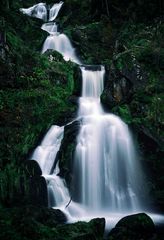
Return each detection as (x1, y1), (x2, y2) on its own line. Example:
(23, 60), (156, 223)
(0, 206), (104, 240)
(111, 105), (132, 124)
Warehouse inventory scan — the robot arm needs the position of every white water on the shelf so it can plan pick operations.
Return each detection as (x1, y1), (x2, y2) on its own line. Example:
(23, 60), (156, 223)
(72, 66), (142, 213)
(20, 1), (80, 63)
(42, 33), (80, 64)
(20, 1), (63, 22)
(30, 66), (164, 230)
(20, 3), (47, 21)
(31, 125), (70, 208)
(23, 1), (164, 231)
(49, 2), (64, 21)
(41, 22), (58, 34)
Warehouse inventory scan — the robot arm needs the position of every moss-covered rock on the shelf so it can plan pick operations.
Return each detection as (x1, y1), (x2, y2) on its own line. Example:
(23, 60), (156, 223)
(0, 206), (105, 240)
(107, 213), (155, 240)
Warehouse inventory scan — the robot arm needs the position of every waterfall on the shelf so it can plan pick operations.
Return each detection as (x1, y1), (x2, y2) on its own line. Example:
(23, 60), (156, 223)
(73, 66), (142, 213)
(31, 125), (70, 208)
(21, 1), (164, 230)
(20, 3), (47, 21)
(20, 1), (63, 22)
(49, 2), (64, 22)
(42, 33), (80, 64)
(41, 22), (58, 34)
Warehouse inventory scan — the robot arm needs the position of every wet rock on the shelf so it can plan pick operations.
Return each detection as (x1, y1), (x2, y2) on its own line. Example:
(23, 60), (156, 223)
(58, 120), (80, 186)
(81, 64), (103, 71)
(89, 218), (105, 237)
(24, 159), (42, 176)
(107, 213), (155, 240)
(34, 207), (67, 227)
(22, 160), (48, 207)
(101, 59), (148, 109)
(29, 176), (48, 207)
(101, 66), (133, 108)
(73, 65), (82, 96)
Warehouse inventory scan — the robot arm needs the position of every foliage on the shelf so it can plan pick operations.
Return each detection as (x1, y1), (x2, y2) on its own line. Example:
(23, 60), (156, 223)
(0, 206), (104, 240)
(112, 105), (132, 124)
(0, 1), (76, 206)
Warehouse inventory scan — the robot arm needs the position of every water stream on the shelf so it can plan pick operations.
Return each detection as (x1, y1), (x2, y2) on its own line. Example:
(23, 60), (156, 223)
(20, 1), (164, 231)
(73, 66), (142, 213)
(20, 2), (63, 22)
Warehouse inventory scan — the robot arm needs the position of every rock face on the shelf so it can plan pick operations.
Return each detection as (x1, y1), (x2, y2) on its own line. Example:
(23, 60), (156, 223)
(24, 159), (42, 176)
(58, 120), (80, 187)
(107, 213), (155, 240)
(101, 68), (132, 109)
(101, 61), (147, 109)
(24, 160), (48, 207)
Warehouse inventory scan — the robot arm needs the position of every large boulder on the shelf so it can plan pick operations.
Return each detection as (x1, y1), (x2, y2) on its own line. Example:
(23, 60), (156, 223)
(107, 213), (155, 240)
(58, 120), (80, 186)
(24, 159), (42, 176)
(28, 176), (48, 207)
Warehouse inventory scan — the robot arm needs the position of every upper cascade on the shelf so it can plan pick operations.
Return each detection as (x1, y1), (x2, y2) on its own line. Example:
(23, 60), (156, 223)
(42, 33), (81, 64)
(20, 3), (47, 21)
(20, 1), (63, 22)
(20, 1), (80, 64)
(41, 22), (58, 34)
(49, 2), (64, 21)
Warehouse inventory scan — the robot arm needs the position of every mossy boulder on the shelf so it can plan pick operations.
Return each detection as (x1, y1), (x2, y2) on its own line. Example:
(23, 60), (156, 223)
(24, 159), (42, 176)
(107, 213), (155, 240)
(56, 218), (105, 240)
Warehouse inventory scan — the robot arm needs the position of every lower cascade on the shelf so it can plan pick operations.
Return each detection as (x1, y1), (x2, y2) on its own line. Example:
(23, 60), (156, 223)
(73, 66), (142, 213)
(31, 66), (145, 226)
(21, 0), (164, 231)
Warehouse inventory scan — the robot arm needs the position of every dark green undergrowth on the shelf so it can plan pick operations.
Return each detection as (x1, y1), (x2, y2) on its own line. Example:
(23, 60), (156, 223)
(110, 20), (163, 138)
(0, 0), (76, 206)
(0, 206), (104, 240)
(0, 52), (76, 205)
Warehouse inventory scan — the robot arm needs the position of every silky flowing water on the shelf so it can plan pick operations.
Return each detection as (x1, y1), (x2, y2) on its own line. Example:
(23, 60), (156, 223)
(20, 1), (164, 231)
